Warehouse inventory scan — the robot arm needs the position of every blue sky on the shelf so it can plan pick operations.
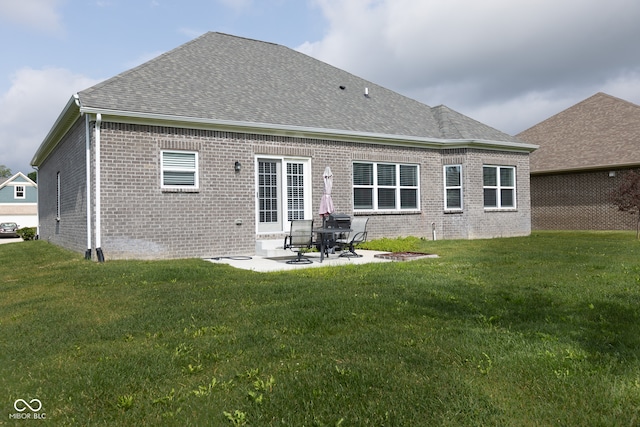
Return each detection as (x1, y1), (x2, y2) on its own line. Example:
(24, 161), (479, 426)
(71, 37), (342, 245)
(2, 0), (640, 174)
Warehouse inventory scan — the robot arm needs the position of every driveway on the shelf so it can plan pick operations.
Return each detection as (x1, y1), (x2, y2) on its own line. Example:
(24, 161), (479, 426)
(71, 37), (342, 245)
(0, 237), (22, 244)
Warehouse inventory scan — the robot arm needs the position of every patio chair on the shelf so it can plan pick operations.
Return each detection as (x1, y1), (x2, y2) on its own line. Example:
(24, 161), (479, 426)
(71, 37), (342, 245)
(337, 217), (369, 258)
(283, 219), (314, 264)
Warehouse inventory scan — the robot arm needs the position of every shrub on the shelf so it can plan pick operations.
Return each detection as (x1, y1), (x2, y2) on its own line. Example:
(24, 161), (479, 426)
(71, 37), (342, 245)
(610, 170), (640, 239)
(17, 227), (37, 241)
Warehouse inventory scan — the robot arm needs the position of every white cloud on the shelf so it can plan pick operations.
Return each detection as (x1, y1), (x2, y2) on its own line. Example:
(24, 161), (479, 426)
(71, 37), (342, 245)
(0, 67), (99, 173)
(0, 0), (65, 34)
(300, 0), (640, 134)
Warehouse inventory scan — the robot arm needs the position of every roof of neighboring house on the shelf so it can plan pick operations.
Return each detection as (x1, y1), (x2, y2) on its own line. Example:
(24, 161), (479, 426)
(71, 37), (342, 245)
(0, 172), (36, 190)
(518, 92), (640, 174)
(33, 33), (535, 166)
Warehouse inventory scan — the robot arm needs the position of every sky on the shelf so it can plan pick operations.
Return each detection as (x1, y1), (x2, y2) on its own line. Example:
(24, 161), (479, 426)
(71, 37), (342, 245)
(1, 0), (640, 175)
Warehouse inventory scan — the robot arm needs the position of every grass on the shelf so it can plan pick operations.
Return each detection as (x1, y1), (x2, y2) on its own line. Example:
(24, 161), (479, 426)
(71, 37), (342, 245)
(1, 231), (640, 426)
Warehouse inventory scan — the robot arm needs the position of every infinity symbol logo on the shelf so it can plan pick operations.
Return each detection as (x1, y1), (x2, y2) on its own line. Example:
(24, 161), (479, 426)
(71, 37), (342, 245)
(14, 399), (43, 412)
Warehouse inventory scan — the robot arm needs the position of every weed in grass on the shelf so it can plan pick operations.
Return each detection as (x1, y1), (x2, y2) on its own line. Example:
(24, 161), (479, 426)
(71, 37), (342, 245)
(152, 388), (176, 405)
(116, 394), (134, 411)
(477, 353), (493, 375)
(173, 342), (193, 358)
(161, 407), (183, 419)
(224, 409), (247, 426)
(192, 378), (219, 398)
(182, 363), (203, 375)
(247, 390), (263, 404)
(253, 375), (275, 393)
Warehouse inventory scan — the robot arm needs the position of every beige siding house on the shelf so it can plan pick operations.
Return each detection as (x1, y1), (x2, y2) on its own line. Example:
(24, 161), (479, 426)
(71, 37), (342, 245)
(31, 32), (536, 261)
(518, 92), (640, 231)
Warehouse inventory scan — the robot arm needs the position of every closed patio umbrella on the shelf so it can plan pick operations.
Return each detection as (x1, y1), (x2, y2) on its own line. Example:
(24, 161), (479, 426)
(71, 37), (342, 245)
(318, 166), (335, 226)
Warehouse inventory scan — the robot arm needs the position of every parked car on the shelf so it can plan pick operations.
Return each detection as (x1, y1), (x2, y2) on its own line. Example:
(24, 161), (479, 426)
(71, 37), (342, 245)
(0, 222), (19, 238)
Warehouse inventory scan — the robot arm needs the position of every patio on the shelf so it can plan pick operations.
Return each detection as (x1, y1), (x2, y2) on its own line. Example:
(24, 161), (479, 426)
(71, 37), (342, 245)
(205, 249), (395, 272)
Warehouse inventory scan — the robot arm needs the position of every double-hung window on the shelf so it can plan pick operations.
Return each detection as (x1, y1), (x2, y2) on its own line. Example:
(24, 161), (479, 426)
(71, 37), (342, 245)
(483, 165), (516, 209)
(353, 162), (419, 211)
(161, 150), (198, 189)
(14, 185), (25, 199)
(444, 165), (462, 210)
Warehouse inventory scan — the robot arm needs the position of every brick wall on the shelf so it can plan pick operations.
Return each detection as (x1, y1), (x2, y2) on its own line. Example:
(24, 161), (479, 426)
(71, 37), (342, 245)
(97, 123), (256, 259)
(40, 120), (534, 260)
(38, 117), (88, 252)
(531, 168), (639, 230)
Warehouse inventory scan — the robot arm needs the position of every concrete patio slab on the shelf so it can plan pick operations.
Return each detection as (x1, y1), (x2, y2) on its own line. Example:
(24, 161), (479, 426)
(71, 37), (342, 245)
(204, 250), (394, 272)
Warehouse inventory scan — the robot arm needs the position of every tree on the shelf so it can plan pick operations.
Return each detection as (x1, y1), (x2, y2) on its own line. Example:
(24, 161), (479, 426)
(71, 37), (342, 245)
(0, 164), (11, 178)
(28, 171), (37, 183)
(609, 170), (640, 239)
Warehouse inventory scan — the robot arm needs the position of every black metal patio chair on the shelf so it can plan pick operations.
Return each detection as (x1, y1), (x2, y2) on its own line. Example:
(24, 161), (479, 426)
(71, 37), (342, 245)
(283, 219), (314, 264)
(337, 217), (369, 258)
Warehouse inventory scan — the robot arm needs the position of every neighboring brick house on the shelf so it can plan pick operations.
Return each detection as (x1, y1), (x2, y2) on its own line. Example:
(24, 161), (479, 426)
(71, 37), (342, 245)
(31, 32), (536, 261)
(518, 92), (640, 231)
(0, 172), (38, 228)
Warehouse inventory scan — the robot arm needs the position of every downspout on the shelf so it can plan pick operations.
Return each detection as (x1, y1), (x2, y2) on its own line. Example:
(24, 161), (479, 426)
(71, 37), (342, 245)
(32, 166), (39, 240)
(76, 94), (93, 260)
(95, 113), (105, 262)
(84, 114), (92, 260)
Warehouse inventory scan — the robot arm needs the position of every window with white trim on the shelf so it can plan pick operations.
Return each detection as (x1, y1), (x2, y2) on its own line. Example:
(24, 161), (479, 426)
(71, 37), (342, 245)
(14, 185), (25, 199)
(444, 165), (462, 210)
(161, 150), (198, 189)
(483, 165), (516, 209)
(353, 162), (419, 211)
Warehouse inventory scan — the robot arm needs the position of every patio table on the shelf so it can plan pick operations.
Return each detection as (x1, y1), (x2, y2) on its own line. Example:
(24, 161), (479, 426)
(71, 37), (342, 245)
(313, 227), (351, 262)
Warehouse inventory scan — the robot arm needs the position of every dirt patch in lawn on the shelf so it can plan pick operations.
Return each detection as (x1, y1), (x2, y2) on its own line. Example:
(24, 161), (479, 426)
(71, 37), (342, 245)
(374, 252), (438, 261)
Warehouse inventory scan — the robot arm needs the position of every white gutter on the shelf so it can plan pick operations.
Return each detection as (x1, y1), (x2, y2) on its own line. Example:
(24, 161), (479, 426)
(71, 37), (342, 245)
(94, 113), (104, 262)
(78, 107), (539, 153)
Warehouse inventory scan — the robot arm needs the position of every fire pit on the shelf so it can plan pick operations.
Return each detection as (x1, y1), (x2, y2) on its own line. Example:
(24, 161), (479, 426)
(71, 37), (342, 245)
(374, 252), (438, 261)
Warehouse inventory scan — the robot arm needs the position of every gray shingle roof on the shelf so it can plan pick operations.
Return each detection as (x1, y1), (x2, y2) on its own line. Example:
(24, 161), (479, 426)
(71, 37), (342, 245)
(518, 92), (640, 173)
(78, 32), (521, 143)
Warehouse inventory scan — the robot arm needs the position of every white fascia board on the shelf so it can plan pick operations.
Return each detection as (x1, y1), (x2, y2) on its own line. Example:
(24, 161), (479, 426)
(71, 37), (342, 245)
(78, 107), (539, 153)
(31, 96), (81, 167)
(0, 172), (37, 190)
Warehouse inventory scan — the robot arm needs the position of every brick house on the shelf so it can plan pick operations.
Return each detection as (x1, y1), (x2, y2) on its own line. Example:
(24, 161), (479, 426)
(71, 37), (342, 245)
(31, 32), (536, 261)
(518, 93), (640, 230)
(0, 172), (38, 229)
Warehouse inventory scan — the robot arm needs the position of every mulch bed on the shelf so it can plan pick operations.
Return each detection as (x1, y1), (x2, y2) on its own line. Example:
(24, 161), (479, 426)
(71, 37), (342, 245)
(374, 252), (438, 261)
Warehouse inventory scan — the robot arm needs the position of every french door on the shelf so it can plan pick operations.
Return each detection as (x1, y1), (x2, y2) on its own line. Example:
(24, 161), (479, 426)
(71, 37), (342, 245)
(257, 157), (311, 233)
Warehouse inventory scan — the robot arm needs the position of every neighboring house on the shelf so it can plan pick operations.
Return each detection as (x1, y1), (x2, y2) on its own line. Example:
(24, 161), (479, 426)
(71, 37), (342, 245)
(518, 92), (640, 231)
(31, 32), (536, 261)
(0, 172), (38, 228)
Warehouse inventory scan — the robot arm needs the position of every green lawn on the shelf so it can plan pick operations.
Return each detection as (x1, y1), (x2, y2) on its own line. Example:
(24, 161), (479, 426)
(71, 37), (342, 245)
(2, 232), (639, 426)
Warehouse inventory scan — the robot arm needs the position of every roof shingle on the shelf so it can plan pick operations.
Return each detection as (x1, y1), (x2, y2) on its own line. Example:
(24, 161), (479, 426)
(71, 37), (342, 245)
(518, 92), (640, 173)
(79, 32), (520, 143)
